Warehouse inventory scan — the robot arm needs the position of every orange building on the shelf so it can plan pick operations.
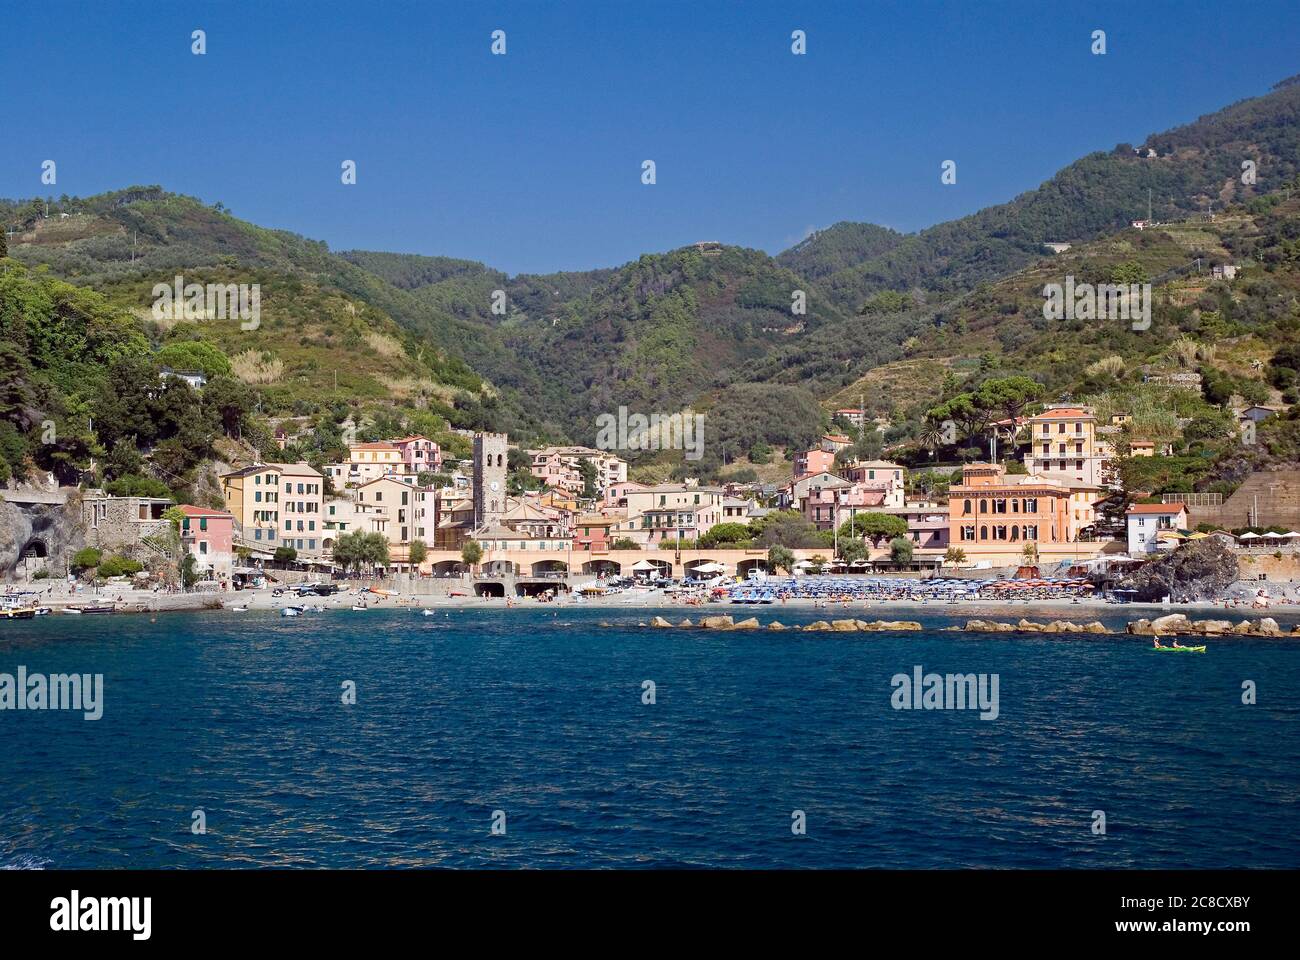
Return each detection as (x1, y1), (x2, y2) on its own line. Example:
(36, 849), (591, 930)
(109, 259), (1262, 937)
(948, 464), (1072, 558)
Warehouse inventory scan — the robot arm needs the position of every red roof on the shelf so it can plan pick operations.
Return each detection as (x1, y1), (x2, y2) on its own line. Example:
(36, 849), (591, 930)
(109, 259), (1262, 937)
(1032, 408), (1090, 419)
(1126, 503), (1187, 515)
(178, 504), (233, 518)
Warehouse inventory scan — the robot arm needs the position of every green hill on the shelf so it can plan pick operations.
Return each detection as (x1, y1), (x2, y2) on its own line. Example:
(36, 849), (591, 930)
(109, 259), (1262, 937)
(779, 74), (1300, 313)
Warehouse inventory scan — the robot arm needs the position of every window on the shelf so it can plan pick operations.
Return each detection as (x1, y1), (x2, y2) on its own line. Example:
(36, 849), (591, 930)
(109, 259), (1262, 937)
(963, 499), (972, 516)
(979, 500), (987, 514)
(199, 541), (208, 554)
(199, 517), (207, 531)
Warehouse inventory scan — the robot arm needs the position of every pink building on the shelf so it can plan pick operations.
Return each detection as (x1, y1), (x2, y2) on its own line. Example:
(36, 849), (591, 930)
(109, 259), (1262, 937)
(803, 485), (887, 530)
(393, 435), (442, 475)
(603, 480), (649, 509)
(179, 505), (235, 582)
(795, 448), (836, 478)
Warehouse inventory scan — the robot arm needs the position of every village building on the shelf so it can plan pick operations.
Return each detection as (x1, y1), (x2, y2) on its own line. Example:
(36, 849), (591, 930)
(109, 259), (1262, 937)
(842, 459), (907, 508)
(947, 464), (1074, 558)
(621, 484), (725, 546)
(221, 462), (324, 554)
(1021, 405), (1114, 489)
(1126, 503), (1188, 555)
(179, 505), (235, 581)
(80, 493), (173, 554)
(794, 448), (836, 478)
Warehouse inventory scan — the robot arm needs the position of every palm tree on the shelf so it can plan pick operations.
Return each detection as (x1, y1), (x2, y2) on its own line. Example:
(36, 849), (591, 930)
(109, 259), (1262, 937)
(944, 546), (967, 569)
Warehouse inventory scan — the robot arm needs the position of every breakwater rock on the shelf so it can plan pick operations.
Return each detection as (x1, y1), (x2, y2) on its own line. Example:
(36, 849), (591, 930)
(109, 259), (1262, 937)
(957, 619), (1110, 634)
(658, 615), (924, 632)
(1126, 615), (1292, 637)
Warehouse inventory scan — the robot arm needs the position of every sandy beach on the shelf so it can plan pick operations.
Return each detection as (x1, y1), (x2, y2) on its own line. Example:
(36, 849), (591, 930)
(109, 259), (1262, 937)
(8, 581), (1295, 619)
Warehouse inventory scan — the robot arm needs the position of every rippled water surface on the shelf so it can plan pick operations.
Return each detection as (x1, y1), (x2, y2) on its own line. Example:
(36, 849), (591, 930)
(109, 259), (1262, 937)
(1, 606), (1297, 868)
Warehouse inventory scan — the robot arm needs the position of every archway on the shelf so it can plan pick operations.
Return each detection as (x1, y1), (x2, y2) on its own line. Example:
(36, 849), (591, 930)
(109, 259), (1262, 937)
(736, 558), (768, 578)
(483, 560), (517, 576)
(474, 581), (505, 597)
(432, 560), (463, 577)
(530, 559), (568, 577)
(582, 559), (620, 576)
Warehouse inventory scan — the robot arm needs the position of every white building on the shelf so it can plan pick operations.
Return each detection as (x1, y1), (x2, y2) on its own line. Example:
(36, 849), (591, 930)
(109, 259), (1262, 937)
(1126, 503), (1188, 555)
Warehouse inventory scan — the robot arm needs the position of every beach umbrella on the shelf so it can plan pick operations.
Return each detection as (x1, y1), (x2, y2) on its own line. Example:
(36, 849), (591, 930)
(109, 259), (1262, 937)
(1263, 531), (1285, 539)
(630, 559), (658, 571)
(1283, 531), (1300, 539)
(1238, 532), (1262, 540)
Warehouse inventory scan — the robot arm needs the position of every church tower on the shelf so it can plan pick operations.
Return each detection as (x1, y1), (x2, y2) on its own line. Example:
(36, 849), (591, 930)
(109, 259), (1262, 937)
(473, 432), (508, 530)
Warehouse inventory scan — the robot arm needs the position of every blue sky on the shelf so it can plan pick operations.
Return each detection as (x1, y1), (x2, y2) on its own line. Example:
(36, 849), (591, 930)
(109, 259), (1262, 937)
(2, 0), (1297, 274)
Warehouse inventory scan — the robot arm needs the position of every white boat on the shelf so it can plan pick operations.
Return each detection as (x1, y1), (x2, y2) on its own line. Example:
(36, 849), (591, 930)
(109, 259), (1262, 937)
(281, 606), (303, 618)
(350, 604), (369, 611)
(61, 607), (83, 614)
(231, 605), (249, 612)
(421, 609), (437, 616)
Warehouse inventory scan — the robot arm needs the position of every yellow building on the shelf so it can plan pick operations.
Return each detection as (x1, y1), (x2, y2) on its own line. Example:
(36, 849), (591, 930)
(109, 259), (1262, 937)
(325, 442), (407, 487)
(220, 462), (325, 554)
(1022, 405), (1114, 488)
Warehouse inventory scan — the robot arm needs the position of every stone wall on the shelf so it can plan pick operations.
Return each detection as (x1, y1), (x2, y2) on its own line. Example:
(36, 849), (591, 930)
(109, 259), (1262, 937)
(1188, 470), (1300, 531)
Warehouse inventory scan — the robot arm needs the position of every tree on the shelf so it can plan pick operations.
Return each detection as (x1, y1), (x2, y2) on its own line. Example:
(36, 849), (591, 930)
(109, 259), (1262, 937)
(577, 457), (598, 499)
(461, 540), (483, 572)
(890, 536), (914, 565)
(274, 545), (298, 565)
(1021, 542), (1039, 566)
(839, 539), (868, 564)
(767, 544), (796, 574)
(408, 539), (428, 574)
(840, 512), (908, 545)
(699, 522), (751, 548)
(180, 553), (200, 589)
(944, 546), (967, 569)
(332, 530), (364, 573)
(71, 547), (102, 571)
(361, 532), (390, 574)
(609, 537), (640, 550)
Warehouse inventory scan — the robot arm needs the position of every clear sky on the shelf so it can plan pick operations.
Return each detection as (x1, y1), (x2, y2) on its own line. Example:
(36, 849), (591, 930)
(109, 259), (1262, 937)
(3, 0), (1297, 275)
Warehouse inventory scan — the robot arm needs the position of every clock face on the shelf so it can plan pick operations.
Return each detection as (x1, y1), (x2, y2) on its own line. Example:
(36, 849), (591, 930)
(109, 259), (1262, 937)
(489, 481), (500, 492)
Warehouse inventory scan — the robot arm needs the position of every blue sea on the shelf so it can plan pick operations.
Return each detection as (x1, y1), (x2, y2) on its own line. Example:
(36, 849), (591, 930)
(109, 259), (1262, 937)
(1, 606), (1297, 869)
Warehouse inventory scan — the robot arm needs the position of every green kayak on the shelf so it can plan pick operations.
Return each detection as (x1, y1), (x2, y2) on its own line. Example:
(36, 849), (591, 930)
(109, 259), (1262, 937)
(1151, 645), (1206, 653)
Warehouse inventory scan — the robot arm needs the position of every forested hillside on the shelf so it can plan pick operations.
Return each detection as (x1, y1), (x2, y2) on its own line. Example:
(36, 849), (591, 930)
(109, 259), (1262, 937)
(781, 74), (1300, 313)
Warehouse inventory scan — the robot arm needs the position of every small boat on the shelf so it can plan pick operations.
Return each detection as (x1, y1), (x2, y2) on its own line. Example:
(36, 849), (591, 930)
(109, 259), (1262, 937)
(350, 604), (369, 611)
(1151, 645), (1206, 653)
(280, 606), (304, 618)
(421, 608), (437, 616)
(0, 607), (37, 620)
(34, 607), (51, 616)
(231, 605), (249, 612)
(61, 607), (83, 614)
(78, 604), (115, 615)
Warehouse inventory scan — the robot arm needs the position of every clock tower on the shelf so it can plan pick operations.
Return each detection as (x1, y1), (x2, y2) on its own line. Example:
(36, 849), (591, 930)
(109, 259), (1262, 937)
(472, 432), (508, 530)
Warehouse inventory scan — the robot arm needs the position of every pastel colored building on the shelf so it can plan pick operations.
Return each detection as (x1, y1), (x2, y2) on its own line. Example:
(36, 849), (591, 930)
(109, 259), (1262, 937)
(1022, 405), (1115, 489)
(794, 448), (836, 478)
(948, 464), (1073, 559)
(220, 462), (325, 555)
(179, 505), (235, 581)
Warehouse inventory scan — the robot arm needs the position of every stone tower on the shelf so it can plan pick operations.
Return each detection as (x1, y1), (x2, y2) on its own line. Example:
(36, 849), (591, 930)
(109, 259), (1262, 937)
(473, 432), (508, 530)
